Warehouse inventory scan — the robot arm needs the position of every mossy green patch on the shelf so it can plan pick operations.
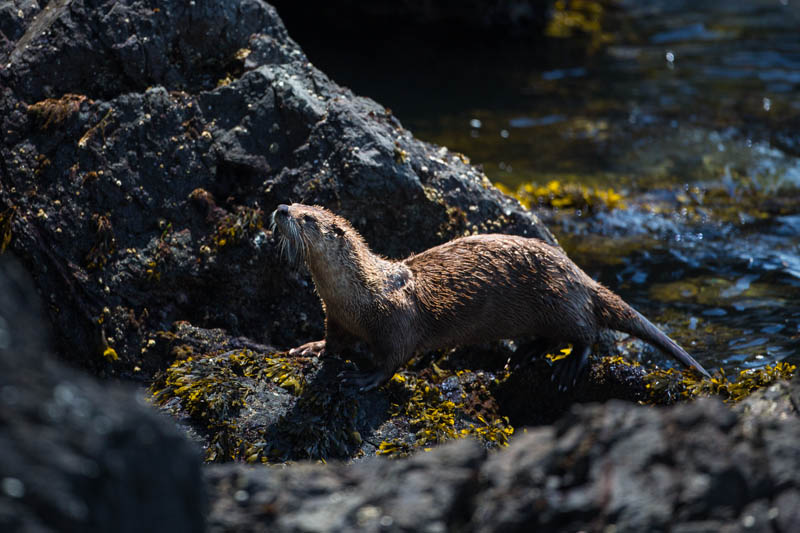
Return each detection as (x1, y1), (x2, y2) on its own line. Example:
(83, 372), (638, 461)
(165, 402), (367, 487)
(649, 276), (787, 306)
(670, 183), (800, 224)
(377, 368), (514, 457)
(557, 232), (661, 266)
(496, 180), (625, 213)
(212, 206), (263, 248)
(152, 349), (515, 463)
(645, 362), (796, 404)
(151, 351), (253, 461)
(150, 348), (364, 463)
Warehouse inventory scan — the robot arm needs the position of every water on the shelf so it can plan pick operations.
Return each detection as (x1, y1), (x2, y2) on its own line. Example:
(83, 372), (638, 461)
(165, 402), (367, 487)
(293, 1), (800, 374)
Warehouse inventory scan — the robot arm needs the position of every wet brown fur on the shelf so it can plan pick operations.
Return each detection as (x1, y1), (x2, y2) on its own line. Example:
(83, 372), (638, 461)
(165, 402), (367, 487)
(271, 203), (710, 390)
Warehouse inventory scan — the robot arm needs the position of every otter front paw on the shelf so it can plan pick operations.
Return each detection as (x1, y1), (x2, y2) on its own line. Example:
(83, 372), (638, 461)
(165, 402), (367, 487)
(338, 369), (389, 392)
(289, 340), (326, 357)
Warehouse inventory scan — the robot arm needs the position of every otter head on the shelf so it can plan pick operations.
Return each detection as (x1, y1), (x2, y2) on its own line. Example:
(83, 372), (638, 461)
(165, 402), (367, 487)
(271, 203), (364, 273)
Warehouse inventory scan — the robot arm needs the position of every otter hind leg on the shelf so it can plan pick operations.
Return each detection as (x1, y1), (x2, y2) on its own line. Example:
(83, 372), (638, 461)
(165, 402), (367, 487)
(551, 343), (592, 391)
(339, 346), (404, 392)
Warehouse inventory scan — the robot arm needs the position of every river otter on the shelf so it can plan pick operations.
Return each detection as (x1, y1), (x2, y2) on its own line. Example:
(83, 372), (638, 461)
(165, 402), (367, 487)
(271, 203), (710, 391)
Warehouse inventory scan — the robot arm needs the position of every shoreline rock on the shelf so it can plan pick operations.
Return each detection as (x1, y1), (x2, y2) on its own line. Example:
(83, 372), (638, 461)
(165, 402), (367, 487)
(204, 389), (800, 532)
(0, 0), (554, 379)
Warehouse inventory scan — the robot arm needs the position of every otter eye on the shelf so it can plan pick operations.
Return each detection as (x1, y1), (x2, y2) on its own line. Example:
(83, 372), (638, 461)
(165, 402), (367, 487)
(302, 214), (313, 222)
(332, 225), (345, 237)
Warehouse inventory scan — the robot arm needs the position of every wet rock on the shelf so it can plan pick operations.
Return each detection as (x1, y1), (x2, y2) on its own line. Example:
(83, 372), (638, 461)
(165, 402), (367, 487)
(0, 256), (205, 533)
(0, 0), (553, 378)
(734, 373), (800, 422)
(150, 338), (677, 463)
(495, 353), (654, 426)
(476, 391), (798, 531)
(206, 385), (800, 532)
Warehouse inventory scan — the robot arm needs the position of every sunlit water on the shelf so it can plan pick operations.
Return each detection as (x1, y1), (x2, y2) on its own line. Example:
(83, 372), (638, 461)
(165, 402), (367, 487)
(295, 1), (800, 373)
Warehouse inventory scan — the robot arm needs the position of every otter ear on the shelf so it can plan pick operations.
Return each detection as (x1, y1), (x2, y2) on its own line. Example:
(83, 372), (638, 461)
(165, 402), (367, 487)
(332, 225), (345, 237)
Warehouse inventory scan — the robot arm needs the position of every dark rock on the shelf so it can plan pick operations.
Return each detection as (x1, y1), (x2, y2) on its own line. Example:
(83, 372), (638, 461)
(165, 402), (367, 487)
(204, 386), (800, 532)
(774, 489), (800, 532)
(0, 0), (553, 379)
(0, 256), (205, 533)
(5, 0), (292, 100)
(205, 438), (485, 533)
(495, 352), (654, 426)
(474, 396), (798, 532)
(734, 376), (799, 421)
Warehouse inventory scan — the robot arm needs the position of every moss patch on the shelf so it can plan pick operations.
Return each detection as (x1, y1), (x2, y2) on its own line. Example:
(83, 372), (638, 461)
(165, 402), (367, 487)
(150, 348), (515, 462)
(212, 206), (264, 248)
(150, 344), (794, 463)
(645, 362), (796, 404)
(27, 94), (88, 130)
(151, 351), (252, 461)
(669, 183), (800, 224)
(150, 348), (374, 463)
(377, 367), (514, 457)
(496, 180), (625, 213)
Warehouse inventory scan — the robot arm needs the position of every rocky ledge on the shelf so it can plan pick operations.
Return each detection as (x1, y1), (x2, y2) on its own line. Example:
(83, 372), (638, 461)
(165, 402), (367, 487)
(206, 381), (800, 532)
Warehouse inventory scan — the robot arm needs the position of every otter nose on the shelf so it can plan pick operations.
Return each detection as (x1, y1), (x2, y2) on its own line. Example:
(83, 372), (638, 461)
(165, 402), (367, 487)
(276, 204), (289, 217)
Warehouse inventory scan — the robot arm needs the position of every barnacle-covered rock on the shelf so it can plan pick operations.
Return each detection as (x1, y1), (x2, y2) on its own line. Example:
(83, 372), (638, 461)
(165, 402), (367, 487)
(149, 342), (517, 462)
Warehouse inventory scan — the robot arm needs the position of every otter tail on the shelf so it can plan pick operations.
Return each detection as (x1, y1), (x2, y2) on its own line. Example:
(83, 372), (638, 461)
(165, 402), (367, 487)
(593, 285), (711, 379)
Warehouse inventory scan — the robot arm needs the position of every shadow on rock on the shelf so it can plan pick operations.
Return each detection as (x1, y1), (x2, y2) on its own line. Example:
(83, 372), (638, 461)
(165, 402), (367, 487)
(0, 256), (205, 533)
(205, 381), (800, 532)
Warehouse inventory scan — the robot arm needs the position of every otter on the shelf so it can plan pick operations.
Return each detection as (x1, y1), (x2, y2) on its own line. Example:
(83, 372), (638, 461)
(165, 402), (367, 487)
(271, 203), (710, 391)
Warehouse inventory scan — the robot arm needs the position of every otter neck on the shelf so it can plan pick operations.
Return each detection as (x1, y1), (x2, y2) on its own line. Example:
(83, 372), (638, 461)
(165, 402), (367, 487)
(306, 244), (390, 318)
